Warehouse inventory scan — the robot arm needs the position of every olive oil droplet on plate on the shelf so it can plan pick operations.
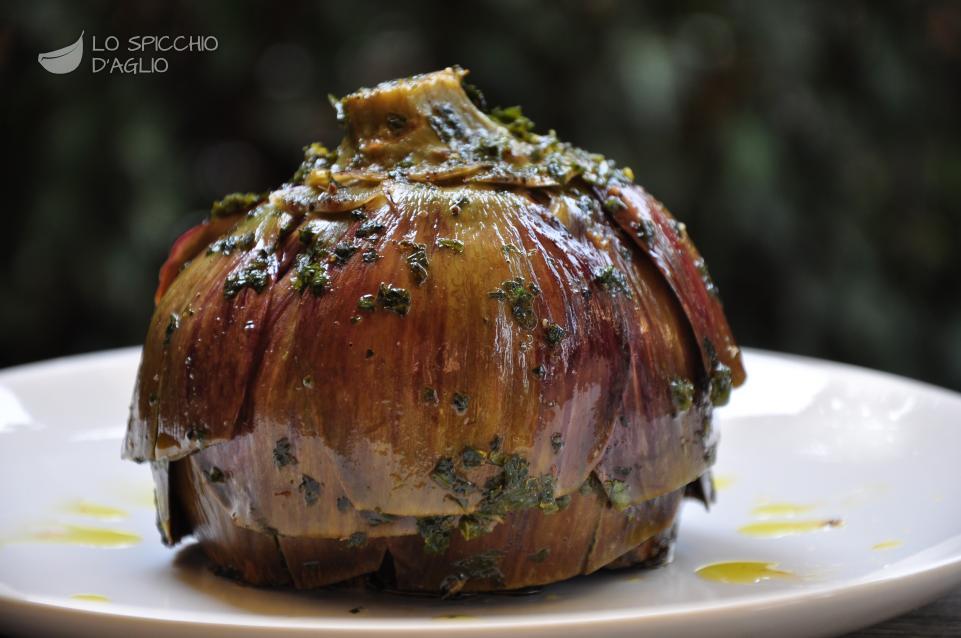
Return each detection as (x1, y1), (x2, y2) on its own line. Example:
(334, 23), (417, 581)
(25, 525), (141, 548)
(64, 501), (128, 520)
(712, 475), (735, 491)
(750, 502), (815, 518)
(696, 561), (794, 584)
(738, 519), (843, 538)
(70, 593), (110, 603)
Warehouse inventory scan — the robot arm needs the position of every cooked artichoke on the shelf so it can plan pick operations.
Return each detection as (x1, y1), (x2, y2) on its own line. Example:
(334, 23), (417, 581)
(123, 67), (745, 594)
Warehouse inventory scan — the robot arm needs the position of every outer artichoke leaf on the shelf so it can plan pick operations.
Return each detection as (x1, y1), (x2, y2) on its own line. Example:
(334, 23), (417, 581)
(602, 183), (746, 388)
(126, 209), (306, 462)
(547, 190), (713, 505)
(154, 215), (242, 304)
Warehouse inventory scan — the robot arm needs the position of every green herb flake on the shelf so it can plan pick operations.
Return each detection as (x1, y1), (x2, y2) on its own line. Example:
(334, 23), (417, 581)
(417, 515), (456, 554)
(163, 313), (181, 347)
(336, 496), (350, 512)
(291, 253), (330, 295)
(670, 377), (695, 414)
(210, 192), (264, 218)
(472, 454), (561, 524)
(492, 277), (539, 329)
(461, 447), (485, 468)
(550, 432), (564, 454)
(399, 241), (429, 285)
(185, 427), (209, 444)
(436, 237), (465, 253)
(377, 283), (411, 315)
(604, 479), (632, 510)
(544, 321), (567, 346)
(298, 474), (321, 506)
(532, 365), (546, 378)
(603, 196), (626, 213)
(224, 255), (270, 298)
(291, 143), (336, 183)
(710, 362), (733, 406)
(593, 265), (631, 296)
(528, 548), (550, 563)
(457, 515), (493, 541)
(357, 294), (376, 311)
(452, 392), (470, 414)
(362, 509), (398, 526)
(299, 219), (325, 245)
(208, 232), (255, 256)
(355, 220), (386, 238)
(423, 387), (439, 404)
(272, 437), (297, 468)
(332, 241), (359, 265)
(630, 219), (657, 241)
(430, 457), (474, 495)
(345, 531), (368, 548)
(205, 466), (225, 483)
(362, 250), (380, 263)
(490, 105), (536, 141)
(441, 550), (506, 595)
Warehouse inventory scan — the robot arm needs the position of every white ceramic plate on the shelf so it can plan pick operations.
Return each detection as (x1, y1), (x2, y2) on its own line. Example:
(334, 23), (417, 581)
(1, 348), (960, 638)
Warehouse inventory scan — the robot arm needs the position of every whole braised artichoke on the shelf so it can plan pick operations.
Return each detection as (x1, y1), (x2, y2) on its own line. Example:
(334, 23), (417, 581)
(123, 67), (745, 594)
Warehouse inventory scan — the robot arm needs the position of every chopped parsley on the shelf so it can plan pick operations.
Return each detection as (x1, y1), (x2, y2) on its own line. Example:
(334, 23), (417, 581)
(205, 466), (225, 483)
(298, 474), (320, 505)
(544, 321), (567, 346)
(224, 254), (269, 298)
(272, 437), (297, 468)
(417, 515), (456, 554)
(163, 312), (180, 347)
(490, 105), (536, 141)
(436, 237), (465, 253)
(291, 253), (329, 295)
(491, 277), (539, 329)
(710, 362), (733, 406)
(670, 377), (695, 413)
(452, 392), (470, 414)
(430, 457), (474, 495)
(355, 220), (386, 238)
(550, 432), (564, 454)
(377, 283), (411, 315)
(357, 294), (375, 311)
(593, 265), (631, 296)
(603, 478), (631, 510)
(210, 192), (264, 218)
(345, 531), (368, 548)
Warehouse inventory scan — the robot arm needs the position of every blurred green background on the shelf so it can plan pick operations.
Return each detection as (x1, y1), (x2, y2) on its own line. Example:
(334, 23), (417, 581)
(2, 1), (960, 390)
